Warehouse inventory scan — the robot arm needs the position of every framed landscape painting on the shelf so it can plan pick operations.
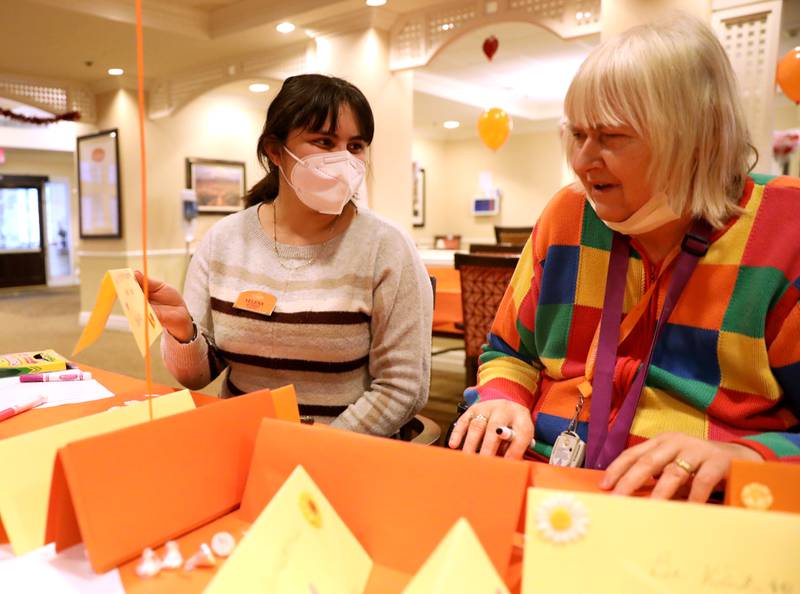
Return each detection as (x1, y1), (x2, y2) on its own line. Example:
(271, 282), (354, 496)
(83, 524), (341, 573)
(186, 158), (246, 214)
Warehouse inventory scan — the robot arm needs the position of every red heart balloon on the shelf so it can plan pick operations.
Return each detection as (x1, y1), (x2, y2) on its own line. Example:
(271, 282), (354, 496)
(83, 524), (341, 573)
(482, 35), (498, 61)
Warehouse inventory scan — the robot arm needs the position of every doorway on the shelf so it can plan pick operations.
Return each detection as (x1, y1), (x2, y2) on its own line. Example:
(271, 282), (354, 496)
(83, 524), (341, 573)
(0, 174), (48, 287)
(44, 179), (75, 285)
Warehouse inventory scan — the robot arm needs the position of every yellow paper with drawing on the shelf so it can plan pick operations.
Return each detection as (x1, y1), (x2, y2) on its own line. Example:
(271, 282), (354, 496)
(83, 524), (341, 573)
(205, 465), (373, 594)
(72, 268), (162, 357)
(523, 488), (800, 594)
(402, 518), (510, 594)
(0, 391), (194, 555)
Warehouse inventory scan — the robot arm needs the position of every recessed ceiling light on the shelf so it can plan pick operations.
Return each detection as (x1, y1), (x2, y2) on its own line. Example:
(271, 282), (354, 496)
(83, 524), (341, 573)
(107, 68), (124, 76)
(248, 83), (270, 93)
(366, 0), (387, 6)
(443, 120), (461, 129)
(276, 22), (295, 34)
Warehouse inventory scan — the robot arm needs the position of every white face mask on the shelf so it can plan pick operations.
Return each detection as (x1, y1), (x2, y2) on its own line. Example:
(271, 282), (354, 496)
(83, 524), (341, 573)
(587, 191), (681, 235)
(279, 147), (366, 215)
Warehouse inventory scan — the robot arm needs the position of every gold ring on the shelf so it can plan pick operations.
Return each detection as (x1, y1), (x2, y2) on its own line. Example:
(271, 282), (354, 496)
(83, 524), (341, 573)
(674, 457), (695, 475)
(472, 414), (489, 424)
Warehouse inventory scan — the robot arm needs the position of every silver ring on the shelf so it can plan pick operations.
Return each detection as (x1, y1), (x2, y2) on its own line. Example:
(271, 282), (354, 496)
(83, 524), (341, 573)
(472, 414), (489, 424)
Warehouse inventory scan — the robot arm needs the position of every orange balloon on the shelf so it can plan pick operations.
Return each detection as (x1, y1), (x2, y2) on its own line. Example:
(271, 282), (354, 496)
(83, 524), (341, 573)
(477, 107), (513, 150)
(777, 47), (800, 103)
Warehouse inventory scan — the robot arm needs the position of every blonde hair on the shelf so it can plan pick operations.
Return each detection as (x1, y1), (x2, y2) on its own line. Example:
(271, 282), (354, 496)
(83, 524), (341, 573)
(563, 12), (755, 228)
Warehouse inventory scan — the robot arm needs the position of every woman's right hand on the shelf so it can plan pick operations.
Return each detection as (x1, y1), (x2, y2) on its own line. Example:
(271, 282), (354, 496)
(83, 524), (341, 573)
(133, 271), (194, 342)
(447, 399), (534, 459)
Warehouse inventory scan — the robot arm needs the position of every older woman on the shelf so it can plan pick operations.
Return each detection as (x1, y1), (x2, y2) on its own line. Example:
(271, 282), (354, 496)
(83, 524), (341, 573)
(449, 13), (800, 502)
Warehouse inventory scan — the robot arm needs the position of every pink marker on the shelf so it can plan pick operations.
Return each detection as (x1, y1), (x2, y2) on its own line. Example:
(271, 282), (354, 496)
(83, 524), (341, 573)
(0, 395), (48, 422)
(19, 371), (92, 383)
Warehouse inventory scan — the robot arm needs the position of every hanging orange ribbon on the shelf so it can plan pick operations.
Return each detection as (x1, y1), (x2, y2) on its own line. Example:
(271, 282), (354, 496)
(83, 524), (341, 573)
(134, 0), (153, 419)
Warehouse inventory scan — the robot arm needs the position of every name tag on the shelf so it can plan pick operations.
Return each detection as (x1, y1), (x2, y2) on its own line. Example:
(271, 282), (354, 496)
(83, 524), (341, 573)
(233, 290), (277, 316)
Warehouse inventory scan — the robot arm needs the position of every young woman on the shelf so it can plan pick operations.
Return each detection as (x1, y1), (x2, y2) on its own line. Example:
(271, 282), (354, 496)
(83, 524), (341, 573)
(141, 74), (433, 436)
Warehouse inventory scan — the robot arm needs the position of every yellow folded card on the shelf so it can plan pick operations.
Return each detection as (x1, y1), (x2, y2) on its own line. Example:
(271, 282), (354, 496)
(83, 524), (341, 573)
(205, 465), (373, 594)
(402, 518), (510, 594)
(0, 391), (194, 555)
(523, 488), (800, 594)
(73, 268), (162, 357)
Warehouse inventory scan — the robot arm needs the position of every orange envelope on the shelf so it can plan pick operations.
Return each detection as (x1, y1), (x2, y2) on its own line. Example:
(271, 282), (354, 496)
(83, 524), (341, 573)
(45, 386), (298, 572)
(239, 419), (530, 583)
(726, 459), (800, 513)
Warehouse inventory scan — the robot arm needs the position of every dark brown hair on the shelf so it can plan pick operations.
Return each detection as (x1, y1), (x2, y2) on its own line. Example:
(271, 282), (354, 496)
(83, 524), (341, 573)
(244, 74), (375, 207)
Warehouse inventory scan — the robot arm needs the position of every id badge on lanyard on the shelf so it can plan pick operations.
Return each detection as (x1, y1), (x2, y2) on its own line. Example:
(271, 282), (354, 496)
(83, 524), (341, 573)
(548, 220), (711, 470)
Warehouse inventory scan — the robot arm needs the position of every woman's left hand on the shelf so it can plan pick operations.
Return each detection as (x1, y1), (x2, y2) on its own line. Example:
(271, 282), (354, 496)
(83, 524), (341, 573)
(600, 432), (764, 502)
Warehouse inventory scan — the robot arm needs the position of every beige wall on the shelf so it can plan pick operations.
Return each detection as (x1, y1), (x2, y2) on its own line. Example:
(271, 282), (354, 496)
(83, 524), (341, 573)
(0, 147), (75, 186)
(78, 84), (272, 312)
(412, 127), (566, 244)
(601, 0), (710, 37)
(313, 28), (414, 227)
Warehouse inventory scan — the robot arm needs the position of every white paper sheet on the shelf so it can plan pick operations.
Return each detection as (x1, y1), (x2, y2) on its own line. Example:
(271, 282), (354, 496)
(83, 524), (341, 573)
(0, 543), (125, 593)
(0, 374), (113, 410)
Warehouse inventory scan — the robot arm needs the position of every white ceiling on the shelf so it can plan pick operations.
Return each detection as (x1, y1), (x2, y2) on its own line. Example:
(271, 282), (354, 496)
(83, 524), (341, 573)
(1, 0), (798, 143)
(413, 21), (598, 140)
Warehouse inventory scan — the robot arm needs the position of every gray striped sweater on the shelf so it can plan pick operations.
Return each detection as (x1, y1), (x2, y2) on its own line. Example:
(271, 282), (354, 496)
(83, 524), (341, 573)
(161, 204), (433, 436)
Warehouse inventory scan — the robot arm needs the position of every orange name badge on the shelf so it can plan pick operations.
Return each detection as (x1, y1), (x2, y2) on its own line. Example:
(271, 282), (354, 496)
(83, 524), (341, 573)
(234, 290), (277, 316)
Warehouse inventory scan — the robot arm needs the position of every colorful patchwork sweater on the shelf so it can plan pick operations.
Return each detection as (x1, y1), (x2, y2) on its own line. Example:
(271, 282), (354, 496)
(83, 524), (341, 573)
(470, 174), (800, 462)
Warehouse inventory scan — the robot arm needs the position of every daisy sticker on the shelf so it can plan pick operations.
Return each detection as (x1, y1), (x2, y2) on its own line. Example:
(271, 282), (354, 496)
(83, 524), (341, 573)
(740, 482), (773, 511)
(536, 495), (589, 544)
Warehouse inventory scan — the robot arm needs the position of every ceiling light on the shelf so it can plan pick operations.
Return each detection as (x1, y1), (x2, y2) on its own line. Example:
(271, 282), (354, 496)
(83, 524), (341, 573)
(366, 0), (386, 5)
(443, 120), (460, 129)
(249, 83), (270, 93)
(107, 68), (124, 76)
(576, 11), (584, 19)
(276, 22), (295, 34)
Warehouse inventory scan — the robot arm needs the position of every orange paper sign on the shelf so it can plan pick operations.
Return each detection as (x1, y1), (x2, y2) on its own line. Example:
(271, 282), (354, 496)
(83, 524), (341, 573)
(46, 386), (298, 572)
(725, 459), (800, 513)
(239, 419), (530, 578)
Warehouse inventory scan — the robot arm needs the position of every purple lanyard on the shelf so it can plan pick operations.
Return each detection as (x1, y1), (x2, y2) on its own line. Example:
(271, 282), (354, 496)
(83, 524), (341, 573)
(585, 220), (712, 470)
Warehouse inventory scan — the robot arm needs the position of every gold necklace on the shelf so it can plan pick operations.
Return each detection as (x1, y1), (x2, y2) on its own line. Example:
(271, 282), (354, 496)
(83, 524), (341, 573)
(271, 200), (341, 271)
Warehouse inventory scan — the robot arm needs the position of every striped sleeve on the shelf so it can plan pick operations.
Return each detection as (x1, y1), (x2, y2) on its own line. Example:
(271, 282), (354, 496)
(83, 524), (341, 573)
(161, 230), (229, 390)
(470, 230), (542, 409)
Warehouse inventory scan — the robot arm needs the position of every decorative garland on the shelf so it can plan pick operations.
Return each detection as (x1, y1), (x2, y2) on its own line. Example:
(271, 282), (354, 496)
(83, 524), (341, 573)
(0, 108), (80, 125)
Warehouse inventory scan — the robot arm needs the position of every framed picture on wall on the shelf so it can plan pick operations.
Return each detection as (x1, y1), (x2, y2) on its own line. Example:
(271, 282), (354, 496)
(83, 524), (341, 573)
(77, 129), (122, 239)
(186, 158), (246, 214)
(412, 161), (425, 228)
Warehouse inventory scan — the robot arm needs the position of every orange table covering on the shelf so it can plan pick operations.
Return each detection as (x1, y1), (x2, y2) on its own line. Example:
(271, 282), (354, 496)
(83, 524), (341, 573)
(427, 265), (463, 334)
(0, 364), (216, 440)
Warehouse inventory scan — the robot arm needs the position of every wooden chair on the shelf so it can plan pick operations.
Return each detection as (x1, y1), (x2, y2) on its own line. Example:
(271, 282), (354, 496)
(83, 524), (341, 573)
(468, 243), (524, 255)
(493, 226), (533, 246)
(394, 414), (441, 445)
(454, 252), (519, 387)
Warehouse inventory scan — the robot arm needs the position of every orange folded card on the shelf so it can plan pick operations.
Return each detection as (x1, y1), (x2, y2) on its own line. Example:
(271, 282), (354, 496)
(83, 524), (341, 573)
(239, 419), (530, 578)
(528, 461), (605, 493)
(725, 459), (800, 513)
(46, 386), (298, 572)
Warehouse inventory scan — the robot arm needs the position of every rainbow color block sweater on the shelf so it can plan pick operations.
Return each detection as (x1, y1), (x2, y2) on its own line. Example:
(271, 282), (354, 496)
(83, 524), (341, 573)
(470, 174), (800, 462)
